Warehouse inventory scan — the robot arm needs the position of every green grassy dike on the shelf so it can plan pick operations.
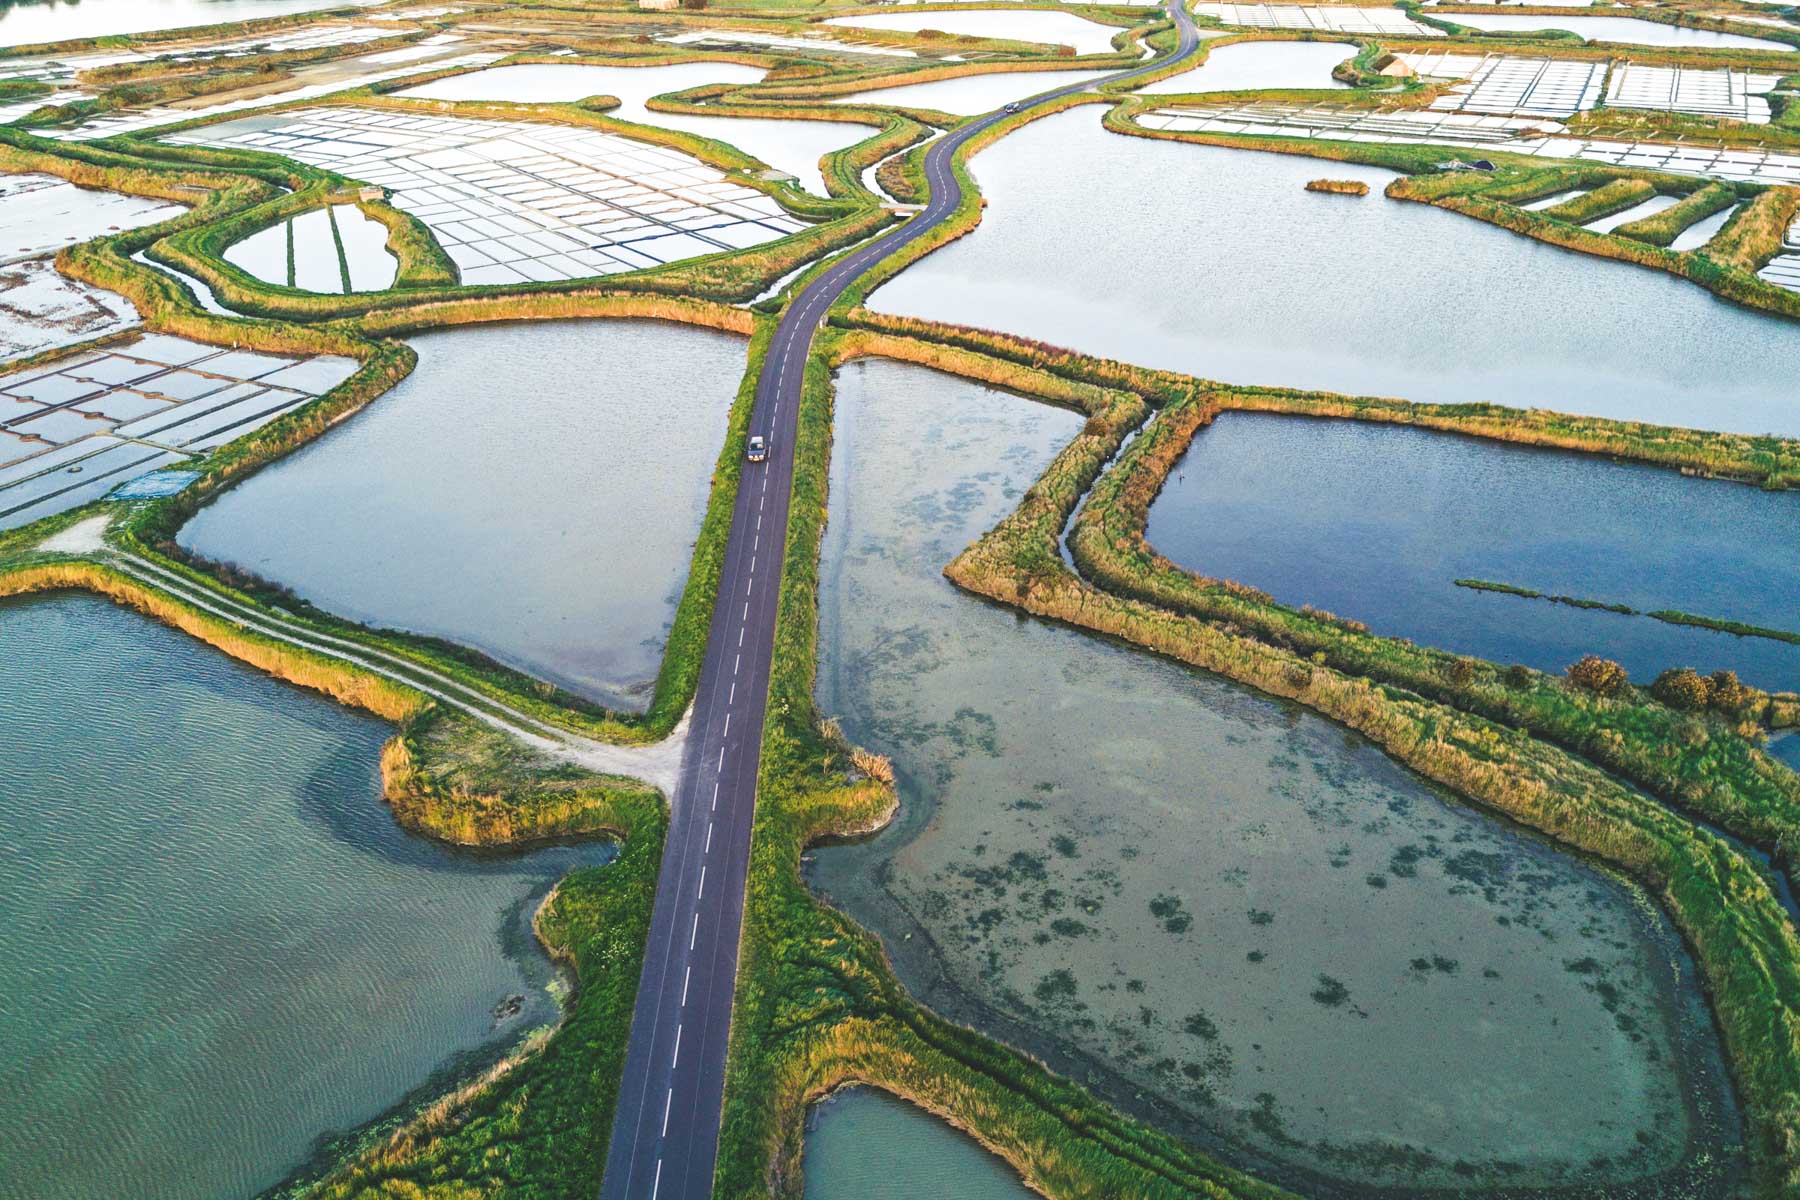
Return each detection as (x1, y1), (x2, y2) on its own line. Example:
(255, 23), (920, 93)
(275, 710), (667, 1200)
(899, 349), (1800, 1198)
(12, 7), (1800, 1197)
(711, 330), (1295, 1200)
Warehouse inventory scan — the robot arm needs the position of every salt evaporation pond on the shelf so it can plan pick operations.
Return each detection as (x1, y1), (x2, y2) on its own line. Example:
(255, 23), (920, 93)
(1146, 412), (1800, 691)
(0, 0), (379, 47)
(832, 67), (1113, 115)
(179, 319), (744, 710)
(869, 110), (1800, 436)
(1671, 202), (1741, 252)
(808, 358), (1739, 1196)
(400, 62), (869, 195)
(823, 9), (1126, 56)
(0, 592), (609, 1200)
(1, 172), (186, 259)
(803, 1089), (1036, 1200)
(223, 204), (397, 293)
(1447, 11), (1795, 48)
(1133, 38), (1352, 94)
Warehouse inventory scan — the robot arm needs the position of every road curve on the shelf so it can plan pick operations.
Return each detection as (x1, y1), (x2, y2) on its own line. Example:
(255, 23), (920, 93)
(599, 7), (1204, 1199)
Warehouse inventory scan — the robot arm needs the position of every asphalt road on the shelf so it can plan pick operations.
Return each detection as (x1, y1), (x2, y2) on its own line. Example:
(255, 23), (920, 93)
(598, 7), (1204, 1198)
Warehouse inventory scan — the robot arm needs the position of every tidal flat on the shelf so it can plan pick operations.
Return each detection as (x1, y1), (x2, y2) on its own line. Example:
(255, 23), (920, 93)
(0, 592), (609, 1200)
(868, 110), (1800, 436)
(808, 358), (1739, 1195)
(178, 319), (744, 710)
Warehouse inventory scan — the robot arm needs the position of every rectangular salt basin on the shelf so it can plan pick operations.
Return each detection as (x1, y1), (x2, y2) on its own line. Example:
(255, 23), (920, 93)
(0, 333), (353, 531)
(0, 174), (185, 260)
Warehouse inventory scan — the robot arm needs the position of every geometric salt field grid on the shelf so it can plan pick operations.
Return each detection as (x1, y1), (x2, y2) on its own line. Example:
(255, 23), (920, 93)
(165, 107), (808, 285)
(1766, 219), (1800, 292)
(1138, 102), (1800, 184)
(661, 29), (919, 58)
(1, 173), (187, 263)
(1761, 254), (1800, 294)
(1400, 53), (1606, 117)
(1193, 4), (1445, 35)
(39, 48), (507, 143)
(1605, 62), (1785, 124)
(0, 258), (140, 360)
(0, 333), (356, 531)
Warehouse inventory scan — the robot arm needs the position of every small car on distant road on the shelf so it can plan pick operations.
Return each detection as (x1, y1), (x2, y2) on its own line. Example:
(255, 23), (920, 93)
(1002, 102), (1019, 114)
(747, 434), (768, 463)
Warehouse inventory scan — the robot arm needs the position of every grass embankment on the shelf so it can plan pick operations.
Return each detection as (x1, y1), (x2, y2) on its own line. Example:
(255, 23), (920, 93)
(1458, 578), (1800, 647)
(3, 117), (784, 746)
(641, 86), (929, 204)
(124, 302), (772, 746)
(1538, 177), (1657, 225)
(1407, 0), (1800, 52)
(16, 28), (432, 127)
(1615, 181), (1739, 248)
(912, 350), (1800, 1196)
(1101, 112), (1800, 322)
(81, 104), (893, 312)
(275, 708), (667, 1200)
(713, 329), (1295, 1200)
(1705, 187), (1800, 273)
(833, 307), (1800, 850)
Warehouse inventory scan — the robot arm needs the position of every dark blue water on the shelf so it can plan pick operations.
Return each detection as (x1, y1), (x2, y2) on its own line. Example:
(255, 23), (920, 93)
(1143, 413), (1800, 690)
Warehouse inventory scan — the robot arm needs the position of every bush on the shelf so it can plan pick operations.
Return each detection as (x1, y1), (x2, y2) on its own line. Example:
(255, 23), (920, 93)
(1503, 664), (1534, 690)
(1652, 667), (1711, 711)
(1440, 656), (1477, 687)
(1709, 669), (1755, 712)
(1567, 655), (1629, 696)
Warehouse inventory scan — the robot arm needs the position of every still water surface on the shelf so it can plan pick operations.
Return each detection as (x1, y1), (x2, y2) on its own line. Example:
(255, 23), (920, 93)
(1133, 38), (1351, 93)
(223, 204), (397, 293)
(1146, 413), (1800, 690)
(832, 67), (1113, 115)
(0, 592), (608, 1200)
(870, 110), (1800, 436)
(179, 320), (744, 710)
(803, 1089), (1035, 1200)
(809, 358), (1739, 1195)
